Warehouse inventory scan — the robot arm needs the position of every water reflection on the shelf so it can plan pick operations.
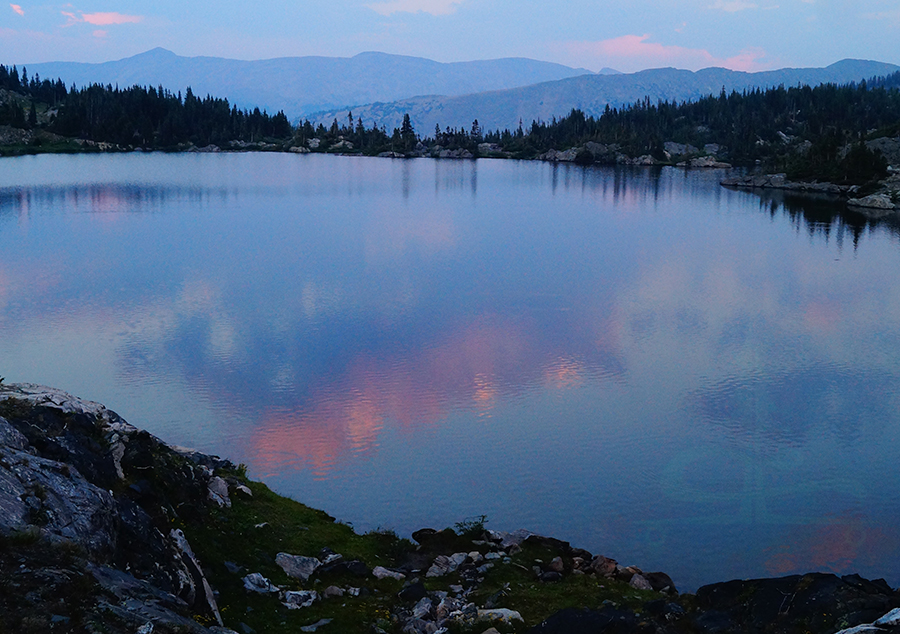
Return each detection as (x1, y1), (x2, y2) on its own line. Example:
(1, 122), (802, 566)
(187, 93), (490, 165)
(0, 183), (228, 218)
(743, 187), (900, 249)
(692, 366), (897, 447)
(1, 154), (899, 590)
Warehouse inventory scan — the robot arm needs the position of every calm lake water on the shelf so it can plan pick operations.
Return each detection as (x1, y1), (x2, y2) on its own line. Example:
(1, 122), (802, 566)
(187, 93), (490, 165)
(1, 152), (899, 591)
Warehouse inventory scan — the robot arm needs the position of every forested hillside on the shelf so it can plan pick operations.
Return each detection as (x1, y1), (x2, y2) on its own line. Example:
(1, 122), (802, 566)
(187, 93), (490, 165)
(483, 71), (900, 184)
(0, 65), (292, 149)
(1, 61), (899, 188)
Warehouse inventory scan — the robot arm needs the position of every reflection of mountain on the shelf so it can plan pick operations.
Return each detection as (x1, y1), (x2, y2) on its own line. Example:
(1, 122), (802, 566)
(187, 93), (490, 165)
(0, 184), (224, 216)
(690, 365), (898, 446)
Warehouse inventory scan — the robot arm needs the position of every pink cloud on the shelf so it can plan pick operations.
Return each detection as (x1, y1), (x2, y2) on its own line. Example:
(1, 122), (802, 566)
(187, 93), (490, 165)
(10, 4), (23, 16)
(82, 11), (142, 25)
(92, 29), (107, 38)
(60, 10), (143, 26)
(367, 0), (462, 16)
(562, 34), (771, 72)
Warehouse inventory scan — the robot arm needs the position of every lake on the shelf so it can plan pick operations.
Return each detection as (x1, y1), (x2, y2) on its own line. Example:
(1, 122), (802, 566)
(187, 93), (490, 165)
(1, 152), (899, 591)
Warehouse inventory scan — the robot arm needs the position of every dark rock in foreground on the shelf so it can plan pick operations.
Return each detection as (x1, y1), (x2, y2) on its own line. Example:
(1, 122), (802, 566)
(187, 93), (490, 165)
(2, 382), (899, 633)
(693, 573), (899, 634)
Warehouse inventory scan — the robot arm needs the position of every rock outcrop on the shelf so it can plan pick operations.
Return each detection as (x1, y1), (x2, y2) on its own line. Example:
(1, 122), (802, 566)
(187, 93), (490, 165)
(721, 173), (859, 195)
(0, 383), (231, 632)
(2, 382), (898, 634)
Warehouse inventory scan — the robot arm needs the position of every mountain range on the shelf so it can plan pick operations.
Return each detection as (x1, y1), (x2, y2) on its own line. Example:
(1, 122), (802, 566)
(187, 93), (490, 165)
(26, 48), (593, 119)
(311, 59), (900, 133)
(24, 50), (899, 135)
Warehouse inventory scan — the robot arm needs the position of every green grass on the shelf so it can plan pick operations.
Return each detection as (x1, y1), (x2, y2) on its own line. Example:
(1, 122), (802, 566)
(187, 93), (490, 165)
(182, 478), (666, 633)
(182, 478), (412, 633)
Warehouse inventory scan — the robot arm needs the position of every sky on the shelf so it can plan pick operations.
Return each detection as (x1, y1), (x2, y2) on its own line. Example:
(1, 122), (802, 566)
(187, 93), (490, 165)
(1, 1), (899, 72)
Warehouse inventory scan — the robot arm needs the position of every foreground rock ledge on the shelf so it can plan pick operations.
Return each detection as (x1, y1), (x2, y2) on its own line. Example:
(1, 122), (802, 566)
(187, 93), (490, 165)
(1, 382), (898, 634)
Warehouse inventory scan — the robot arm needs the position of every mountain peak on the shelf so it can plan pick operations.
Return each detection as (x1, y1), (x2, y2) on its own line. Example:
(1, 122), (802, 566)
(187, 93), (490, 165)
(133, 47), (178, 60)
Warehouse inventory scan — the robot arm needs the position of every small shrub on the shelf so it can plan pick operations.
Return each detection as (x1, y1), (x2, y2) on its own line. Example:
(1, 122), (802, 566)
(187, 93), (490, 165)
(454, 514), (488, 539)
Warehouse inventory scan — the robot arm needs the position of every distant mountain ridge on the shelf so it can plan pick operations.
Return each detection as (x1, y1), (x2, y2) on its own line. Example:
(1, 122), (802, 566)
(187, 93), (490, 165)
(25, 48), (593, 119)
(312, 59), (900, 133)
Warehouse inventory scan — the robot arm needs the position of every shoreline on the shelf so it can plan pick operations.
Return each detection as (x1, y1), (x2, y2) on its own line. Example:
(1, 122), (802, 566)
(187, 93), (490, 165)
(2, 382), (899, 633)
(6, 137), (898, 216)
(721, 173), (900, 214)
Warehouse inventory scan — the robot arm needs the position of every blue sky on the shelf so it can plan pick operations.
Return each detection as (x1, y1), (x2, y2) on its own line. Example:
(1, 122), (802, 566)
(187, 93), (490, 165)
(2, 1), (899, 71)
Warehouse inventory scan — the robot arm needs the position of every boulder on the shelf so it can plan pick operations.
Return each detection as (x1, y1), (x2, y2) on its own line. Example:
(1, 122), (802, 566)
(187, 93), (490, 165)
(685, 156), (732, 168)
(478, 608), (524, 624)
(643, 571), (677, 593)
(436, 596), (462, 618)
(547, 557), (565, 573)
(621, 154), (661, 165)
(170, 528), (223, 625)
(664, 142), (699, 156)
(0, 417), (118, 558)
(585, 141), (610, 156)
(695, 573), (900, 634)
(89, 564), (211, 634)
(629, 573), (653, 590)
(487, 528), (534, 549)
(449, 552), (468, 570)
(848, 193), (896, 211)
(866, 136), (900, 167)
(207, 476), (231, 507)
(477, 143), (503, 155)
(373, 565), (406, 581)
(242, 572), (279, 593)
(411, 527), (444, 545)
(276, 553), (321, 581)
(875, 608), (900, 626)
(411, 596), (434, 619)
(426, 555), (452, 577)
(590, 555), (618, 577)
(283, 590), (317, 609)
(398, 580), (426, 602)
(438, 148), (474, 159)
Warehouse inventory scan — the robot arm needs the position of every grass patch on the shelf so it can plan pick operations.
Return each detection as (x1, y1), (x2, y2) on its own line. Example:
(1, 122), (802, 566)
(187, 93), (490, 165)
(183, 479), (413, 633)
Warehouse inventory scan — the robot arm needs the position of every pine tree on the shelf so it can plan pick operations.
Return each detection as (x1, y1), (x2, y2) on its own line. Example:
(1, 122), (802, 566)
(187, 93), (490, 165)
(400, 113), (416, 150)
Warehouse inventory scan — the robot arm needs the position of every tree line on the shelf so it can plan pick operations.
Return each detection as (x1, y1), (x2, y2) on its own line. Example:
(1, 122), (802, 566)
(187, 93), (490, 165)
(484, 71), (900, 184)
(0, 64), (291, 148)
(1, 60), (898, 184)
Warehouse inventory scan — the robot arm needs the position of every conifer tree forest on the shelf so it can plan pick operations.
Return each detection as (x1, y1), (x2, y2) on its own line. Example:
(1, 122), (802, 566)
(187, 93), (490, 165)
(1, 61), (899, 186)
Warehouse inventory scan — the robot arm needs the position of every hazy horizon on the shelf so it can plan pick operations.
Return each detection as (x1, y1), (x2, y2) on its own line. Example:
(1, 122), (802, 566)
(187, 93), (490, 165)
(3, 1), (899, 74)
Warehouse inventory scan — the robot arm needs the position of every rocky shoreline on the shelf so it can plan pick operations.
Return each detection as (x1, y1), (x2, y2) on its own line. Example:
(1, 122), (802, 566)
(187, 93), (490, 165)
(2, 382), (899, 634)
(721, 172), (900, 216)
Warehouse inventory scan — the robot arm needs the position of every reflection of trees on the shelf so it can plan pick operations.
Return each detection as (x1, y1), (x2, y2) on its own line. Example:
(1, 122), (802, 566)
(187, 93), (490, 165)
(748, 189), (900, 250)
(0, 184), (225, 217)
